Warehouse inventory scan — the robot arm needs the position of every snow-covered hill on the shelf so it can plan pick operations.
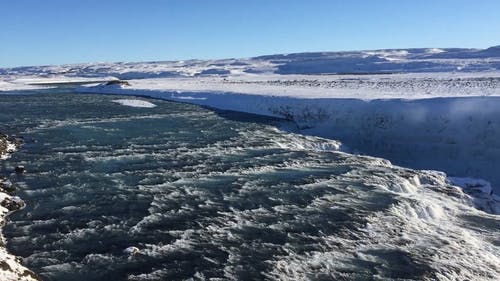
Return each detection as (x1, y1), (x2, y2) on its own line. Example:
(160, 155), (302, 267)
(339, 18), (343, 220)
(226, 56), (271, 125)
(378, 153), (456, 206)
(1, 46), (500, 80)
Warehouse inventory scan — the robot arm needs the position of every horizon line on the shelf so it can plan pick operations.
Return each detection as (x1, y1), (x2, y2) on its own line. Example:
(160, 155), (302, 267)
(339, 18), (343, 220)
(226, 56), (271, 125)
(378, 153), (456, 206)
(2, 44), (498, 69)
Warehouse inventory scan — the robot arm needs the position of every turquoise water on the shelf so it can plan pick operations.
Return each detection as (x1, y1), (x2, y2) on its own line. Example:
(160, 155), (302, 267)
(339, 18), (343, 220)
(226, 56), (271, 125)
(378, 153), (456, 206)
(0, 93), (498, 280)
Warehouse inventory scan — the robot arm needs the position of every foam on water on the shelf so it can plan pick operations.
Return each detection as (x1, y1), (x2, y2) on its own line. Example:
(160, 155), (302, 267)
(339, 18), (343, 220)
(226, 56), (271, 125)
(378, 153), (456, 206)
(112, 99), (157, 108)
(0, 93), (498, 280)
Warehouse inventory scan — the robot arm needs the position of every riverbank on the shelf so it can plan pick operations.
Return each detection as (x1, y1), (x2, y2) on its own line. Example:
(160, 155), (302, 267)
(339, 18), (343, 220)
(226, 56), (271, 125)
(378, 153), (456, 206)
(0, 134), (38, 281)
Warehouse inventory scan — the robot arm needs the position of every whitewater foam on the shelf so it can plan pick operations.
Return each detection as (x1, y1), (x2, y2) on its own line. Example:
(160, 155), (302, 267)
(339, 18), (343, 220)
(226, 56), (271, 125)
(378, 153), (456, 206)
(112, 99), (157, 108)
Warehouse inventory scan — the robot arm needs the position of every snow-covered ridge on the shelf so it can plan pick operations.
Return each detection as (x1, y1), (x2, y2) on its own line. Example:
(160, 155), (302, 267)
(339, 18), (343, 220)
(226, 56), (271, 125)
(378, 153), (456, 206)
(0, 77), (118, 92)
(9, 76), (118, 85)
(1, 45), (500, 79)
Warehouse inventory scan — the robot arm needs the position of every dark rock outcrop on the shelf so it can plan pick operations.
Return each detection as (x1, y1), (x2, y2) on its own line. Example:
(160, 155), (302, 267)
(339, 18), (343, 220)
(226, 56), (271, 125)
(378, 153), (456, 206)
(1, 196), (25, 211)
(14, 166), (25, 173)
(105, 80), (131, 86)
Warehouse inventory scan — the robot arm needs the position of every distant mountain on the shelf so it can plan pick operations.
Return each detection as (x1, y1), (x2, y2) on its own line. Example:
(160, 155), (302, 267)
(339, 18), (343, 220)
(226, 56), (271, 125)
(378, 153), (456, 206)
(479, 45), (500, 57)
(1, 46), (500, 77)
(251, 47), (500, 74)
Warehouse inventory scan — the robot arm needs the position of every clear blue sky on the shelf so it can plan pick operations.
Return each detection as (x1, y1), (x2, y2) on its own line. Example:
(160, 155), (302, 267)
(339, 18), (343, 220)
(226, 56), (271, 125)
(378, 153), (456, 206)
(1, 0), (499, 67)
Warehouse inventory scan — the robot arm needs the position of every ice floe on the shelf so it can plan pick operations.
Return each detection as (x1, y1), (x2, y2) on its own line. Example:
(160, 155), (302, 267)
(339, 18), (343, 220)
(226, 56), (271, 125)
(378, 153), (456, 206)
(112, 99), (157, 108)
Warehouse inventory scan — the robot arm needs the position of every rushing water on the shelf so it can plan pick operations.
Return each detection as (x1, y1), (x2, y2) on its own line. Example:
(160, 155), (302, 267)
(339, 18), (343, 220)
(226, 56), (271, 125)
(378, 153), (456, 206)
(0, 93), (499, 281)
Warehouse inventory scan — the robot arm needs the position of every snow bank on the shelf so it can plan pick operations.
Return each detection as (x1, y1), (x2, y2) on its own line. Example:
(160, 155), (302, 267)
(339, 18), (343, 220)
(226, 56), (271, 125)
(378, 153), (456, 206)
(0, 81), (49, 92)
(0, 76), (118, 92)
(10, 76), (118, 85)
(79, 73), (500, 99)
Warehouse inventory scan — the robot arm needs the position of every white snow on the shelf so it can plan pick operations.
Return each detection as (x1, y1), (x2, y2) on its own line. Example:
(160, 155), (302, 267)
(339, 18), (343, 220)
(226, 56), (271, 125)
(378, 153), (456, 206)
(364, 50), (410, 61)
(1, 46), (499, 80)
(78, 71), (500, 100)
(112, 99), (157, 108)
(0, 76), (117, 92)
(0, 81), (50, 92)
(0, 243), (37, 281)
(10, 76), (117, 85)
(426, 48), (446, 54)
(0, 142), (16, 160)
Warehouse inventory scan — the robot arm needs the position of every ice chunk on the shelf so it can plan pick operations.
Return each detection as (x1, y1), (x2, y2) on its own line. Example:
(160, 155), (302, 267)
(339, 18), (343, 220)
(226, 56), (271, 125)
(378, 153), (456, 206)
(112, 99), (157, 108)
(124, 246), (140, 255)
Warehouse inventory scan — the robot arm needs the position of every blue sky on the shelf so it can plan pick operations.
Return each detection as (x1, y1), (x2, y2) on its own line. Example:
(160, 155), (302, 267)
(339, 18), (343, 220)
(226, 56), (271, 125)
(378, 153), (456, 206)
(1, 0), (499, 67)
